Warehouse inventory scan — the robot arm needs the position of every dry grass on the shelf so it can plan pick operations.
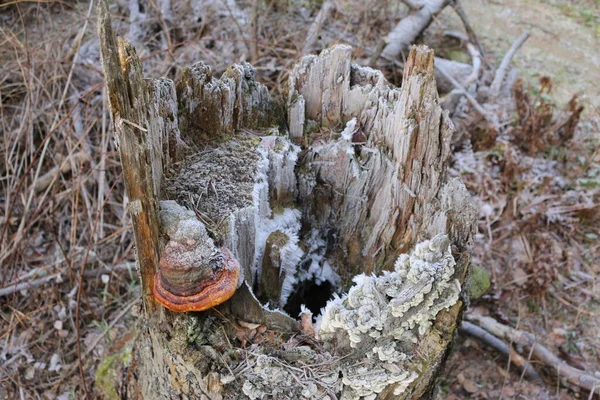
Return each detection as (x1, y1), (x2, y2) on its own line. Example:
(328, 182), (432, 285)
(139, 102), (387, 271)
(1, 2), (134, 398)
(0, 1), (598, 399)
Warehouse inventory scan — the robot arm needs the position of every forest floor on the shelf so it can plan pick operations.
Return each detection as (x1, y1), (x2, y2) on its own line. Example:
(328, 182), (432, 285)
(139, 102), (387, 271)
(459, 0), (600, 113)
(0, 0), (598, 399)
(437, 1), (600, 399)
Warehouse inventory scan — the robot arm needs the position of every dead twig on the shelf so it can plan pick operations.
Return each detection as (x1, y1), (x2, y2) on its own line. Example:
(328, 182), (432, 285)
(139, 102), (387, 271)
(382, 0), (449, 59)
(444, 30), (481, 85)
(0, 272), (60, 298)
(434, 62), (497, 126)
(467, 313), (600, 396)
(249, 0), (259, 62)
(460, 321), (541, 382)
(450, 0), (486, 60)
(490, 31), (530, 96)
(33, 152), (91, 192)
(401, 0), (424, 11)
(303, 1), (335, 55)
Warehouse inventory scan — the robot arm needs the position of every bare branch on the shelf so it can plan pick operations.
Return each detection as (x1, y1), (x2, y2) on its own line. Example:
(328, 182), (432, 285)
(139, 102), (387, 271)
(491, 31), (530, 96)
(467, 313), (600, 395)
(434, 61), (497, 126)
(444, 31), (481, 85)
(303, 1), (335, 55)
(382, 0), (449, 59)
(460, 321), (542, 382)
(450, 0), (486, 58)
(401, 0), (425, 10)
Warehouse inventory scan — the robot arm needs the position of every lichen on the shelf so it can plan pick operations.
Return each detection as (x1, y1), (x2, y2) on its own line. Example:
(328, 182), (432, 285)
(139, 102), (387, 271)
(468, 264), (490, 300)
(94, 340), (133, 400)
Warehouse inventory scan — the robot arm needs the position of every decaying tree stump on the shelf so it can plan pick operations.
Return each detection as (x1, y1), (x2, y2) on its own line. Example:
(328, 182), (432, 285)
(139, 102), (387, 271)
(98, 2), (476, 399)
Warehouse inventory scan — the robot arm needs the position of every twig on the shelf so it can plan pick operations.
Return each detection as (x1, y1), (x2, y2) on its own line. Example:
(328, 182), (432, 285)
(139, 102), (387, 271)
(0, 263), (133, 298)
(382, 0), (449, 59)
(33, 152), (91, 192)
(219, 0), (251, 56)
(0, 272), (59, 298)
(549, 290), (599, 317)
(444, 30), (481, 85)
(467, 313), (600, 396)
(43, 298), (140, 391)
(303, 1), (335, 55)
(490, 31), (530, 96)
(460, 321), (541, 381)
(83, 298), (140, 358)
(368, 39), (386, 67)
(1, 0), (95, 269)
(401, 0), (424, 11)
(434, 62), (497, 126)
(450, 0), (486, 60)
(249, 0), (259, 62)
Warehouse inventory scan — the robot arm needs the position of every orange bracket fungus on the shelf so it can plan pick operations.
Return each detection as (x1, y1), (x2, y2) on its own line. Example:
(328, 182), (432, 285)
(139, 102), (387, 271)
(152, 200), (241, 312)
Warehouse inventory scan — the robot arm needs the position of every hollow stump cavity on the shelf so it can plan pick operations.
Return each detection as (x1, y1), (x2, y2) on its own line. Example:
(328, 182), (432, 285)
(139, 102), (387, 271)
(98, 3), (476, 399)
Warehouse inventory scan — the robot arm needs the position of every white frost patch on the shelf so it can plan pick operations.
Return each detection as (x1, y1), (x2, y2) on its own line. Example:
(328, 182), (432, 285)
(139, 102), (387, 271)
(246, 136), (305, 285)
(283, 229), (342, 309)
(252, 207), (304, 304)
(261, 135), (301, 203)
(253, 142), (272, 222)
(340, 117), (357, 141)
(317, 234), (461, 398)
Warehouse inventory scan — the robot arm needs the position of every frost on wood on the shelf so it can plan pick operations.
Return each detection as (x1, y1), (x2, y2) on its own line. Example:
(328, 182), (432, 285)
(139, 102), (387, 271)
(177, 62), (275, 145)
(289, 45), (473, 278)
(319, 235), (460, 346)
(100, 6), (476, 396)
(237, 235), (462, 400)
(166, 134), (302, 288)
(318, 234), (460, 399)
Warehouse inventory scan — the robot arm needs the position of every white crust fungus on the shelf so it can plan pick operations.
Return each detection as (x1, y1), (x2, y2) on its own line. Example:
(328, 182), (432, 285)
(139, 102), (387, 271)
(317, 234), (461, 399)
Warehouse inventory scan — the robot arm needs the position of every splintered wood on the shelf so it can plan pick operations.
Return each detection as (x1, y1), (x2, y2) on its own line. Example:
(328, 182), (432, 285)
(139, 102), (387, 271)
(289, 45), (475, 276)
(100, 0), (475, 394)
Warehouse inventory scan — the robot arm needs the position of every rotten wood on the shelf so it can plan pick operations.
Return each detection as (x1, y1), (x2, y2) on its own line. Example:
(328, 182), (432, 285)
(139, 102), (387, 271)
(99, 2), (476, 398)
(98, 3), (162, 313)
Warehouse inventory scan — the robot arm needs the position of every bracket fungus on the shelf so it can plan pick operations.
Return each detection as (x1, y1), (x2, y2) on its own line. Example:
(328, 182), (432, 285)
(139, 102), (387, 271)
(152, 201), (241, 312)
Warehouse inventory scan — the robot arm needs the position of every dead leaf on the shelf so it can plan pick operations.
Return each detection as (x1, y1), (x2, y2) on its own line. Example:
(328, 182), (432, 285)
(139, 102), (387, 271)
(238, 320), (261, 330)
(462, 378), (480, 394)
(511, 267), (528, 286)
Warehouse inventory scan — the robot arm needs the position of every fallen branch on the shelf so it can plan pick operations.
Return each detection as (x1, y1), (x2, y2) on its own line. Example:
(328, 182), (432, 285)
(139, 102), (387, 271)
(450, 0), (485, 59)
(303, 1), (335, 55)
(0, 273), (60, 298)
(467, 313), (600, 396)
(401, 0), (425, 10)
(444, 30), (481, 85)
(460, 321), (541, 382)
(490, 31), (530, 96)
(382, 0), (449, 59)
(434, 62), (497, 126)
(33, 152), (91, 192)
(0, 263), (134, 298)
(249, 0), (260, 62)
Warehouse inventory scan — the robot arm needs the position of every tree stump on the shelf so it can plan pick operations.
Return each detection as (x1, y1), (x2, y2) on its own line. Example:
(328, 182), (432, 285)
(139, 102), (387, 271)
(98, 3), (476, 399)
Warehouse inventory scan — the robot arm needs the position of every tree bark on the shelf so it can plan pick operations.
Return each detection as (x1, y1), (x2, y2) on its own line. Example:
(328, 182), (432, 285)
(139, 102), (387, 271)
(98, 2), (476, 399)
